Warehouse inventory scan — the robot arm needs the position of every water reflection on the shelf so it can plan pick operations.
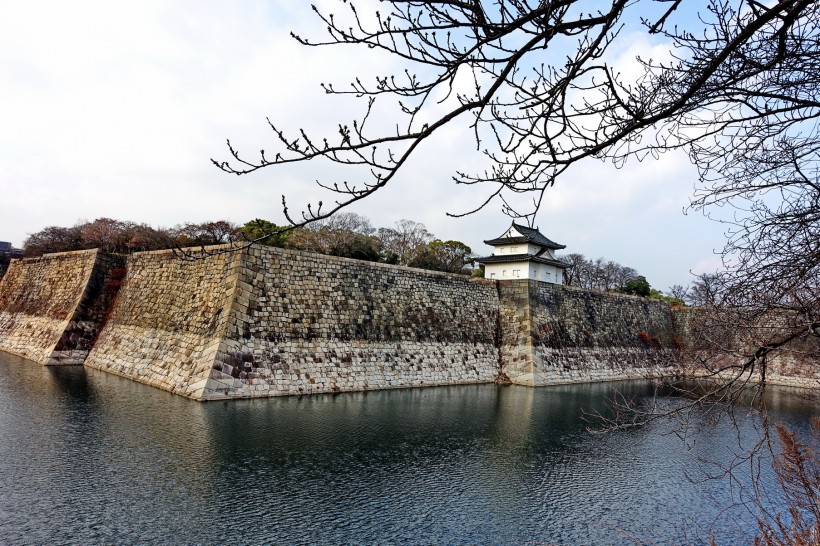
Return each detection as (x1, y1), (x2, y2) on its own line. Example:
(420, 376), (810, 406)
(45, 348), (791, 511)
(0, 351), (815, 545)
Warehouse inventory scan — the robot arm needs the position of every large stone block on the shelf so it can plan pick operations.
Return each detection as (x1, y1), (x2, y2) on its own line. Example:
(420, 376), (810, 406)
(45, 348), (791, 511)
(85, 245), (502, 400)
(0, 249), (124, 365)
(499, 280), (682, 386)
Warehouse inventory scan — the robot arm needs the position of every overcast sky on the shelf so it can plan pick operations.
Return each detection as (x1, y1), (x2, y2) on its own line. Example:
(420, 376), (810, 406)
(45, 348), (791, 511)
(0, 1), (728, 290)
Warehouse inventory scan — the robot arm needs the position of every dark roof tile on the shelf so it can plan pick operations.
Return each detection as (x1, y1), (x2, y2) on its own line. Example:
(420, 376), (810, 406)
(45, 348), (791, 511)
(483, 223), (565, 250)
(476, 253), (571, 269)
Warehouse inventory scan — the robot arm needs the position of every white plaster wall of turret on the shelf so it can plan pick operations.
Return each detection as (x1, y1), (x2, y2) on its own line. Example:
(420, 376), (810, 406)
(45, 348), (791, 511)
(493, 243), (546, 256)
(484, 262), (564, 284)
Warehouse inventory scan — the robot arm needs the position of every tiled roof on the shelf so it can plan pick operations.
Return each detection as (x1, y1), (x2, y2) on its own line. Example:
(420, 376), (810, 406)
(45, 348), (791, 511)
(476, 253), (570, 269)
(483, 222), (565, 250)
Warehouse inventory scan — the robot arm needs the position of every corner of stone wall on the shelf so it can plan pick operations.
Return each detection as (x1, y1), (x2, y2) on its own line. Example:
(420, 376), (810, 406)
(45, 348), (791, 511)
(495, 280), (686, 386)
(48, 251), (128, 365)
(0, 249), (109, 365)
(496, 280), (536, 385)
(81, 245), (247, 399)
(181, 247), (246, 401)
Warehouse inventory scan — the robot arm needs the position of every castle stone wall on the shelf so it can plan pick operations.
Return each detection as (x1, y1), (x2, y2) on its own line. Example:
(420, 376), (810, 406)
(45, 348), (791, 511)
(83, 247), (242, 397)
(5, 245), (815, 400)
(499, 281), (682, 385)
(86, 246), (501, 400)
(0, 249), (120, 364)
(684, 307), (820, 389)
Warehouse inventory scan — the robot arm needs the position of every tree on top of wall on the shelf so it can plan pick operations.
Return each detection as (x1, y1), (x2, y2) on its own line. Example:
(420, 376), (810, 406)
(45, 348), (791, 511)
(559, 253), (639, 293)
(378, 220), (434, 266)
(620, 276), (651, 297)
(406, 240), (474, 274)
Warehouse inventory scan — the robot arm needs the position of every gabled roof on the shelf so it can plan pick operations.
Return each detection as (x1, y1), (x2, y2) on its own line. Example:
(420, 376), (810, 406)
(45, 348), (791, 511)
(483, 222), (565, 250)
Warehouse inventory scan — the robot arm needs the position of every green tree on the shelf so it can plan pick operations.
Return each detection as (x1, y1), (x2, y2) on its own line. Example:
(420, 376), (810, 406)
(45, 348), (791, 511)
(238, 219), (293, 248)
(620, 276), (651, 297)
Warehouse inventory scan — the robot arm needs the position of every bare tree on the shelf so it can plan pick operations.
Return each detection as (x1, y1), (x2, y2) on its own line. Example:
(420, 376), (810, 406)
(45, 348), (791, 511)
(667, 284), (690, 302)
(559, 253), (639, 292)
(211, 0), (818, 368)
(22, 219), (239, 256)
(208, 2), (818, 531)
(214, 0), (820, 409)
(213, 1), (819, 228)
(210, 2), (819, 390)
(78, 218), (134, 253)
(611, 263), (639, 292)
(378, 219), (434, 265)
(23, 225), (84, 256)
(124, 225), (176, 252)
(307, 212), (375, 236)
(689, 273), (723, 307)
(561, 253), (588, 286)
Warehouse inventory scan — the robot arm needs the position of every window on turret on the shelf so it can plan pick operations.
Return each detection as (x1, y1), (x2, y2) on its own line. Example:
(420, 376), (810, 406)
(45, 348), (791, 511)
(513, 270), (520, 277)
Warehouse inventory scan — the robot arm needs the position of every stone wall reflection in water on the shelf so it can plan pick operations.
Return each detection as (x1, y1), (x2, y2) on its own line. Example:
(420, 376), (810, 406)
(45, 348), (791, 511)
(0, 350), (814, 544)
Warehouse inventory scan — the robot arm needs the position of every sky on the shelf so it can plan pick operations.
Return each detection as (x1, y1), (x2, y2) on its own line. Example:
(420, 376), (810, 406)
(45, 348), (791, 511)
(0, 0), (729, 290)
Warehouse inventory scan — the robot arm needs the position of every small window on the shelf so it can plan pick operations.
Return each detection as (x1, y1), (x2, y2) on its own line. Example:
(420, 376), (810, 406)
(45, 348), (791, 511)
(513, 269), (520, 277)
(503, 269), (507, 277)
(490, 272), (496, 279)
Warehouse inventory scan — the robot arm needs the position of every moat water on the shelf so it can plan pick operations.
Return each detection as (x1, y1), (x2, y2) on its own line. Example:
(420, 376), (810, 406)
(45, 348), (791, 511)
(0, 351), (815, 545)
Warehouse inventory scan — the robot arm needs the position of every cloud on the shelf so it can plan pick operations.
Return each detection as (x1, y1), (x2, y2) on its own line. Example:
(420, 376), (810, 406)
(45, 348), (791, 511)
(691, 255), (726, 276)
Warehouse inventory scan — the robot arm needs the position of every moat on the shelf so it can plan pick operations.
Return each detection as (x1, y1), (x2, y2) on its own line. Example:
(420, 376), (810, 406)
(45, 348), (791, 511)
(0, 350), (814, 544)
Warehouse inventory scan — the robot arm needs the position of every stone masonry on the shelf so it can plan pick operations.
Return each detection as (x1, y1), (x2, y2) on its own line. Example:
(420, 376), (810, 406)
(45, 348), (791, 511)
(203, 245), (501, 399)
(2, 245), (696, 400)
(83, 247), (243, 396)
(499, 281), (683, 385)
(0, 249), (123, 364)
(84, 245), (502, 400)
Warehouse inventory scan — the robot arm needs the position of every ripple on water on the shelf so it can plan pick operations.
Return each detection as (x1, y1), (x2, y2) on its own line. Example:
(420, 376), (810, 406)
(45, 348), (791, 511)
(0, 353), (814, 545)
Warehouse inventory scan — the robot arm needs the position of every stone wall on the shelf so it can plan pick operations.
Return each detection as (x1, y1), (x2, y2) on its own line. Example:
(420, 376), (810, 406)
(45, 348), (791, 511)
(83, 247), (243, 396)
(85, 246), (501, 400)
(6, 244), (816, 399)
(499, 281), (682, 385)
(0, 250), (122, 364)
(683, 307), (820, 389)
(766, 332), (820, 388)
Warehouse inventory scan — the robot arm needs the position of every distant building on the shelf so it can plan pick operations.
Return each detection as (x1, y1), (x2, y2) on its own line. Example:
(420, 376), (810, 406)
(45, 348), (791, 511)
(0, 241), (23, 279)
(476, 223), (570, 284)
